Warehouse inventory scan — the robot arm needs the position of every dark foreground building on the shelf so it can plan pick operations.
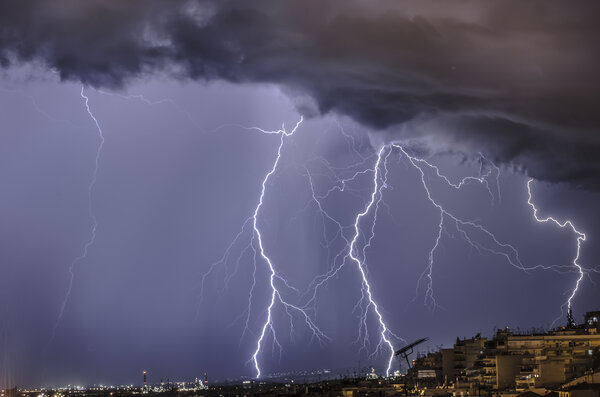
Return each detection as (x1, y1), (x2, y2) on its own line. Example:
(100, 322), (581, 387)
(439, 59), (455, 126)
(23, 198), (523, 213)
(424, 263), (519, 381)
(409, 311), (600, 394)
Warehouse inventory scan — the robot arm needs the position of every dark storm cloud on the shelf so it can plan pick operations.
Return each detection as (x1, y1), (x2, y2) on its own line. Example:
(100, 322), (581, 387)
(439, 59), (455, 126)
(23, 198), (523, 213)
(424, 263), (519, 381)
(1, 0), (600, 187)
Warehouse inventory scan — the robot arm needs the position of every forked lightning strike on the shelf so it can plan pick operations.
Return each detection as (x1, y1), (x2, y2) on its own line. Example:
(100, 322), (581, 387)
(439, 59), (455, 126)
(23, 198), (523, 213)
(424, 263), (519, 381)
(346, 147), (395, 376)
(51, 87), (105, 340)
(3, 77), (595, 382)
(196, 117), (328, 378)
(304, 146), (399, 375)
(389, 144), (590, 322)
(198, 120), (593, 378)
(392, 144), (525, 310)
(251, 116), (331, 379)
(298, 133), (403, 375)
(527, 179), (587, 322)
(199, 122), (404, 378)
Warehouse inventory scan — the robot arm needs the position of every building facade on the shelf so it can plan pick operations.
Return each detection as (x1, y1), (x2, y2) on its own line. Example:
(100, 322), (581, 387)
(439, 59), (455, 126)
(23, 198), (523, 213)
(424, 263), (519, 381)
(410, 311), (600, 391)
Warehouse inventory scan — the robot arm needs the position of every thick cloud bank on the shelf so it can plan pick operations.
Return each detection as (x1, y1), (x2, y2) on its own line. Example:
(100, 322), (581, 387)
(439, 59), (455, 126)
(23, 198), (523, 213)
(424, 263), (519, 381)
(1, 1), (599, 187)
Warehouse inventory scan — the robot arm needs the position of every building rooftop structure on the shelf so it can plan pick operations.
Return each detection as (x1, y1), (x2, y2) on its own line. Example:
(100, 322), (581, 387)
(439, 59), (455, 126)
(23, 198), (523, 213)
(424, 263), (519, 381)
(409, 310), (600, 393)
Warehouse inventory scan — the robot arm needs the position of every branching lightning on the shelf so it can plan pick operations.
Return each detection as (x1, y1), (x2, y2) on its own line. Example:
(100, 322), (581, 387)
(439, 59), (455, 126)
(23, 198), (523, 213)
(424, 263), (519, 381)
(388, 144), (591, 327)
(3, 73), (596, 384)
(51, 86), (105, 340)
(196, 117), (330, 378)
(63, 87), (592, 377)
(41, 92), (592, 377)
(96, 89), (200, 129)
(346, 147), (395, 376)
(392, 144), (528, 310)
(0, 86), (79, 128)
(301, 145), (400, 376)
(198, 120), (595, 377)
(250, 116), (331, 379)
(526, 179), (587, 323)
(197, 120), (406, 378)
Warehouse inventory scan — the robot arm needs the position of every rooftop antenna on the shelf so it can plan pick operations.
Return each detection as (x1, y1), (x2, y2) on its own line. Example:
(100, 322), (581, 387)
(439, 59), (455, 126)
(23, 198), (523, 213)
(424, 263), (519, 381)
(395, 338), (429, 397)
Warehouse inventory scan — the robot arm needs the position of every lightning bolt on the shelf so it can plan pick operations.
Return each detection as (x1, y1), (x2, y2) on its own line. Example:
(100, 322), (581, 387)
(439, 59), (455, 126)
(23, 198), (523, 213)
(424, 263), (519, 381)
(96, 89), (200, 129)
(198, 120), (406, 378)
(106, 89), (342, 375)
(392, 144), (527, 310)
(50, 86), (105, 339)
(392, 144), (590, 325)
(195, 116), (329, 378)
(346, 146), (396, 376)
(197, 117), (593, 378)
(251, 116), (331, 379)
(3, 77), (593, 381)
(526, 179), (586, 324)
(298, 140), (402, 376)
(294, 129), (405, 373)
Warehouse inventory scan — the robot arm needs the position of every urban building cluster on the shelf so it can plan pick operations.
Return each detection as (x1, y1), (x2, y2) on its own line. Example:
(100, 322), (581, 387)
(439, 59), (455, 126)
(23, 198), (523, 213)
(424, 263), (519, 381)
(3, 311), (600, 397)
(408, 310), (600, 397)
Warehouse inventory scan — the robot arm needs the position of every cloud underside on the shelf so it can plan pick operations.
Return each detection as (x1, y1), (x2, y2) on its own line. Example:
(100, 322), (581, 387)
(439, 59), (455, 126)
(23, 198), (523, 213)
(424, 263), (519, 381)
(1, 0), (599, 188)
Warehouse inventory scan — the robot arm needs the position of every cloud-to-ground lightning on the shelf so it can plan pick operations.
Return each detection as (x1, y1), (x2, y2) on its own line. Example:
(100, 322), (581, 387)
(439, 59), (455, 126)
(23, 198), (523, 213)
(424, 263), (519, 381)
(346, 146), (396, 376)
(526, 179), (587, 323)
(197, 121), (406, 378)
(197, 116), (595, 378)
(250, 116), (332, 379)
(300, 144), (401, 376)
(50, 86), (105, 339)
(196, 116), (331, 378)
(389, 144), (590, 323)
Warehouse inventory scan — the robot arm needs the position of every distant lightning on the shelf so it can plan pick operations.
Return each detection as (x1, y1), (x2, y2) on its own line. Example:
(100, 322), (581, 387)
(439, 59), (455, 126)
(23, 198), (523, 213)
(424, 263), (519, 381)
(526, 179), (587, 322)
(96, 89), (200, 129)
(196, 216), (253, 314)
(50, 86), (105, 339)
(0, 86), (79, 128)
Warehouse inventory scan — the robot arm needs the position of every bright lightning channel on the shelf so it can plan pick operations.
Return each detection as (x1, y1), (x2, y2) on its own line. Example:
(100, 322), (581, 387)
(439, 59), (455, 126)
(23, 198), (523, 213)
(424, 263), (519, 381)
(526, 179), (586, 319)
(346, 146), (395, 376)
(298, 133), (402, 375)
(51, 86), (105, 339)
(393, 144), (589, 322)
(194, 116), (328, 378)
(250, 117), (331, 378)
(200, 120), (403, 378)
(200, 120), (593, 377)
(10, 80), (590, 379)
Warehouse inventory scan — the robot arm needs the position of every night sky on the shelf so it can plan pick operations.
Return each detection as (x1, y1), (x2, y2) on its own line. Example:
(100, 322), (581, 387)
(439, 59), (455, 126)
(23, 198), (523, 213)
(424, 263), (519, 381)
(1, 0), (599, 388)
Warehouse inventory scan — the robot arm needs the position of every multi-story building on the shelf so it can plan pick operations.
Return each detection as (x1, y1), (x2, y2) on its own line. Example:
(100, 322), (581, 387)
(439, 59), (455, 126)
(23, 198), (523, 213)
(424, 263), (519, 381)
(410, 311), (600, 391)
